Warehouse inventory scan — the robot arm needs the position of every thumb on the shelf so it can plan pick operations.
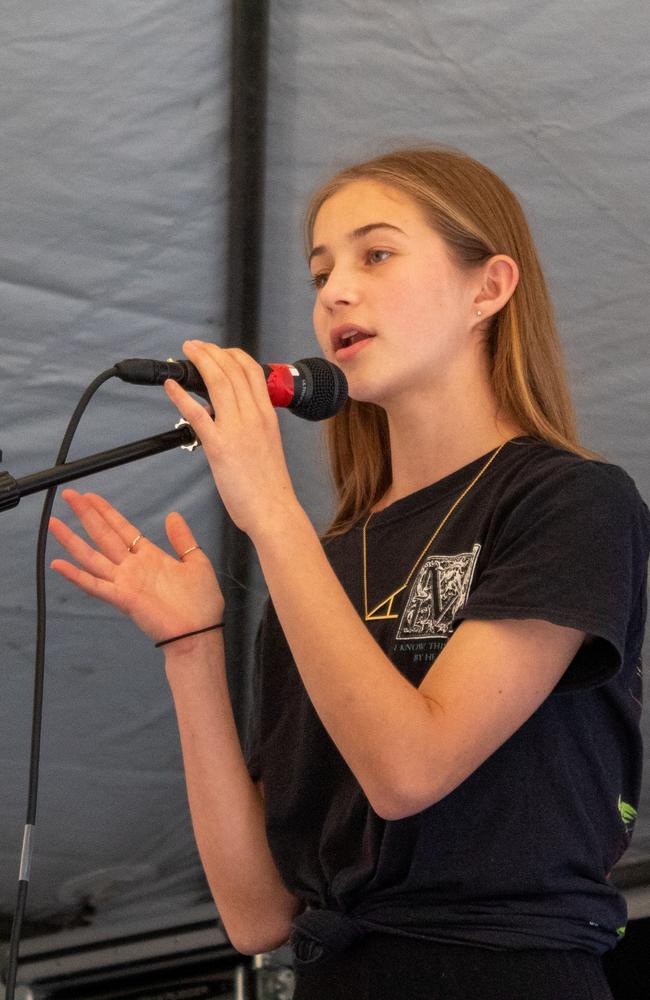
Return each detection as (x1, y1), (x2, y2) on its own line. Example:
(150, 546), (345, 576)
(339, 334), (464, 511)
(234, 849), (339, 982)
(165, 511), (199, 558)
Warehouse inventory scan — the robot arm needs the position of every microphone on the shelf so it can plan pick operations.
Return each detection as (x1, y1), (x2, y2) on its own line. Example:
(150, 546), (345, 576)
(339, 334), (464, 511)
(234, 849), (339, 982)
(114, 356), (348, 421)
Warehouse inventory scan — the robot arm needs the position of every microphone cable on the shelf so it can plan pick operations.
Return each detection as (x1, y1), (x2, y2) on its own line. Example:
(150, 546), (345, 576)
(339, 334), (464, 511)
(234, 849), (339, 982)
(3, 366), (118, 1000)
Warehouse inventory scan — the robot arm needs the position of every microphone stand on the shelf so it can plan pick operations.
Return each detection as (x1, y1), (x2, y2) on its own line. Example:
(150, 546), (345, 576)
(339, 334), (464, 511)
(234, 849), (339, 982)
(1, 417), (199, 999)
(0, 421), (198, 511)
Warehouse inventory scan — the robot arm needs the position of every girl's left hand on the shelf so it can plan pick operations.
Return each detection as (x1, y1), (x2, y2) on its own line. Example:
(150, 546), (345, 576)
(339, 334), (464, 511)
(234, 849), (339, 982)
(164, 341), (301, 540)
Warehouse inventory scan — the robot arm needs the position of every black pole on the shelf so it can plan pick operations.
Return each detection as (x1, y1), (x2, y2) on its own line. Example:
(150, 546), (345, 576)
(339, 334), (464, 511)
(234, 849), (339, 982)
(0, 424), (198, 512)
(223, 0), (269, 726)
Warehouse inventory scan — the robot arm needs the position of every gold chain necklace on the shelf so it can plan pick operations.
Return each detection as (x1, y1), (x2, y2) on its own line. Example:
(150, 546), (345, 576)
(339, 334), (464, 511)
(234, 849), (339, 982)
(362, 441), (507, 621)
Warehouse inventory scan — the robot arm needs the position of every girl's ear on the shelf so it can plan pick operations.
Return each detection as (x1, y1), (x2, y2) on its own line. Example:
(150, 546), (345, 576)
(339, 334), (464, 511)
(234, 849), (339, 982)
(474, 255), (519, 320)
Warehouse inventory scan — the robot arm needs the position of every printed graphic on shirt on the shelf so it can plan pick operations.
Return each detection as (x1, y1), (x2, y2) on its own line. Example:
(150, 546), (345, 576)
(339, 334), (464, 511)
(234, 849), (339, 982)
(396, 543), (481, 641)
(629, 660), (643, 713)
(617, 795), (637, 830)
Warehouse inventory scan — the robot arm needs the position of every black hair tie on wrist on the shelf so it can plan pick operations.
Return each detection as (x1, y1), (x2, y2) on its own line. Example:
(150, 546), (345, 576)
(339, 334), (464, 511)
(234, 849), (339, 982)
(155, 623), (224, 648)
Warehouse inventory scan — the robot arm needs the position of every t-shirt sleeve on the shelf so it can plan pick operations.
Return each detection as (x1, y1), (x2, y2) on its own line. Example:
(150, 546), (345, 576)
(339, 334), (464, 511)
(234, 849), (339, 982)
(458, 459), (650, 690)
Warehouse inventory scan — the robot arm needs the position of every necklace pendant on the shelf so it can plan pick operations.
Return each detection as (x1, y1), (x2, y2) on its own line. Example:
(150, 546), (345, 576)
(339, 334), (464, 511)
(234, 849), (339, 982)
(362, 442), (508, 625)
(365, 588), (403, 622)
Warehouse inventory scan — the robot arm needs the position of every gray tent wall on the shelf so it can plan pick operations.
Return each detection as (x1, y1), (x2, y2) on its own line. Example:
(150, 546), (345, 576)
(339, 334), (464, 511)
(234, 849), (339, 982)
(1, 0), (648, 941)
(1, 1), (231, 931)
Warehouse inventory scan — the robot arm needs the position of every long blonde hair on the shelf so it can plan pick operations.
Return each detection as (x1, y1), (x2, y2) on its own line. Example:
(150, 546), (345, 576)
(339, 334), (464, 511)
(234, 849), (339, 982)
(305, 146), (595, 537)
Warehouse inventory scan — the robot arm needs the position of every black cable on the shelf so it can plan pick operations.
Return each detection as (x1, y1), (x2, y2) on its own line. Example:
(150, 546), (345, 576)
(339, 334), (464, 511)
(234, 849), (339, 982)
(4, 367), (118, 1000)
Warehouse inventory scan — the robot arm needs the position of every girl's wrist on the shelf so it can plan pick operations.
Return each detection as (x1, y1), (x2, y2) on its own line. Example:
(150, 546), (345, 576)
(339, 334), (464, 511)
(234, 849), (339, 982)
(248, 498), (311, 550)
(162, 621), (226, 664)
(155, 622), (224, 649)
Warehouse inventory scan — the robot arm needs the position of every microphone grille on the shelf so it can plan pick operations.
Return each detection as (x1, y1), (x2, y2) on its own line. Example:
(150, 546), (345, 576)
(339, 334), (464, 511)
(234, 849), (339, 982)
(296, 358), (348, 420)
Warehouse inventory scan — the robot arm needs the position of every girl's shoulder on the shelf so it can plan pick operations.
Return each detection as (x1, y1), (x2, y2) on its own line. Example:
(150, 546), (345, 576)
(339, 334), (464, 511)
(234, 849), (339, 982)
(494, 437), (647, 516)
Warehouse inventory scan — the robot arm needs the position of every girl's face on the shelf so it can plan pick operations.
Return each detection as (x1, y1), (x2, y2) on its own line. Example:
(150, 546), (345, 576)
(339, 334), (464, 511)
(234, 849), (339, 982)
(310, 179), (483, 407)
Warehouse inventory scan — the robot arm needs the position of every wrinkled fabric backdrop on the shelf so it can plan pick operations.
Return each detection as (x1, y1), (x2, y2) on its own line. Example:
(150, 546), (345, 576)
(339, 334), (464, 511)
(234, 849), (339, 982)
(1, 0), (648, 938)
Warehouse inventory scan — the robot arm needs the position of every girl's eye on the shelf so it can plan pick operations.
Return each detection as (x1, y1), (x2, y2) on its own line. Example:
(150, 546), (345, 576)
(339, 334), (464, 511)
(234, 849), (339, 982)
(309, 272), (329, 290)
(367, 249), (391, 265)
(308, 249), (390, 291)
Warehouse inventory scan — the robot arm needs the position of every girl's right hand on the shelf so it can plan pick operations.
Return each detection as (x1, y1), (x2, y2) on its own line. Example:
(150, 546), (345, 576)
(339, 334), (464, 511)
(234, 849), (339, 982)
(49, 489), (224, 646)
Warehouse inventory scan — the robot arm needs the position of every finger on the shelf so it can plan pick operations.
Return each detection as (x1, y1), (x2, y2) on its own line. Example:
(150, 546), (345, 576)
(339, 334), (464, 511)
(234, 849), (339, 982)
(182, 340), (244, 423)
(186, 341), (272, 424)
(60, 489), (130, 563)
(49, 515), (116, 582)
(50, 556), (119, 607)
(164, 378), (217, 446)
(165, 511), (201, 559)
(83, 493), (150, 553)
(206, 343), (269, 404)
(226, 347), (273, 406)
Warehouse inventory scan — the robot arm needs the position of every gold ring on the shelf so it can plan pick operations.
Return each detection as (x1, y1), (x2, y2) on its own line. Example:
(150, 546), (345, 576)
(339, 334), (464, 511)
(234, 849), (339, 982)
(127, 534), (143, 553)
(180, 545), (201, 560)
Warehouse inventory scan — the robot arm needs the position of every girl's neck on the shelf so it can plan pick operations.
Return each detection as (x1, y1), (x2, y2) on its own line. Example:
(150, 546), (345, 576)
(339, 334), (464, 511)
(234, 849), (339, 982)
(375, 370), (524, 510)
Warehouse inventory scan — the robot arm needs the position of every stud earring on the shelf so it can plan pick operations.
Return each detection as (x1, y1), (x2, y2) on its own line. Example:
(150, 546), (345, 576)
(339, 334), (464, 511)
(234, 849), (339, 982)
(476, 310), (483, 317)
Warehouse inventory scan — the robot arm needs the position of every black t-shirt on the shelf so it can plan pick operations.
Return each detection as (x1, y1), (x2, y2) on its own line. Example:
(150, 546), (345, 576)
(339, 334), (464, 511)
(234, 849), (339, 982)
(247, 437), (650, 959)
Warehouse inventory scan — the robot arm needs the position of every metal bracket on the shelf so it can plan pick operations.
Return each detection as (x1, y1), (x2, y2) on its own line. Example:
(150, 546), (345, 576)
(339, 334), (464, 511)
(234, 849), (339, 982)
(175, 418), (200, 452)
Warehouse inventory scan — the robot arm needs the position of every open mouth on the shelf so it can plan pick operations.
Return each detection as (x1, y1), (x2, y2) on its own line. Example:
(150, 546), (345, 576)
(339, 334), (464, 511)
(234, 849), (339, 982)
(332, 327), (376, 351)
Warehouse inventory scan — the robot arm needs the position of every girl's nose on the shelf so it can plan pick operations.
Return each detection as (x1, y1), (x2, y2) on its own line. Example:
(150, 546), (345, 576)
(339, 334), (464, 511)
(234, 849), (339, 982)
(318, 267), (361, 310)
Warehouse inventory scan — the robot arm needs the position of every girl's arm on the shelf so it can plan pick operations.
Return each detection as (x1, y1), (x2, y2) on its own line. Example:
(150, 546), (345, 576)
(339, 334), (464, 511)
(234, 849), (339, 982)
(254, 512), (585, 819)
(164, 632), (302, 954)
(49, 490), (300, 954)
(169, 342), (586, 820)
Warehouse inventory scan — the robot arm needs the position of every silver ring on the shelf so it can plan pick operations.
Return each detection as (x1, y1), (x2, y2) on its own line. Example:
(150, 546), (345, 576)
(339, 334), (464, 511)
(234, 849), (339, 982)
(127, 533), (143, 553)
(180, 545), (201, 560)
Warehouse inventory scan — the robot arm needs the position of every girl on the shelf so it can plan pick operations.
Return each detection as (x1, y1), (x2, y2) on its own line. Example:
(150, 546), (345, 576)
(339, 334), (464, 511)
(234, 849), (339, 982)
(49, 147), (649, 999)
